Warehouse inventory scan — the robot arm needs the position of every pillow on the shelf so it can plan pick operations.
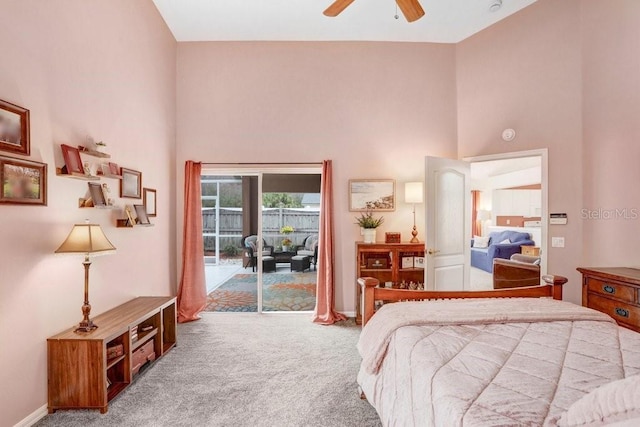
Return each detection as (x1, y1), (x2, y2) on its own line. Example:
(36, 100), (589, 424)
(498, 238), (511, 244)
(558, 375), (640, 427)
(473, 236), (490, 248)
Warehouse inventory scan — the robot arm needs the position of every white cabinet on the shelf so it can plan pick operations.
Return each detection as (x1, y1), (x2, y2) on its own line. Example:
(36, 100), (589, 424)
(492, 189), (541, 217)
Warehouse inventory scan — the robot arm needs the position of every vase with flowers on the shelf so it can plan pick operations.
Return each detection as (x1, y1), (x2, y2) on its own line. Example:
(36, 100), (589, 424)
(281, 238), (293, 252)
(356, 212), (384, 244)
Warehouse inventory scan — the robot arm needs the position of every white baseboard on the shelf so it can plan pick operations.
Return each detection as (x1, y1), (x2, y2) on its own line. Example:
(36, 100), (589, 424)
(14, 404), (47, 427)
(341, 311), (356, 318)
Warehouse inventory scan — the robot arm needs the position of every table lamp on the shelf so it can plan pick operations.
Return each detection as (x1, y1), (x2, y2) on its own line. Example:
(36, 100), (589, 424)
(405, 182), (424, 243)
(55, 222), (116, 333)
(477, 210), (491, 236)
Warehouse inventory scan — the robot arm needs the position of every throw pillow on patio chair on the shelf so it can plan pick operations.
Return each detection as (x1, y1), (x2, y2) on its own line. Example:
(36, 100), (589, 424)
(242, 235), (274, 272)
(296, 235), (319, 271)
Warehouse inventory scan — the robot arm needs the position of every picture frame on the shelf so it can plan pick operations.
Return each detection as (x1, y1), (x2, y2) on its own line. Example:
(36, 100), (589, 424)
(120, 168), (141, 199)
(0, 155), (47, 205)
(349, 179), (396, 212)
(134, 204), (150, 225)
(60, 144), (84, 174)
(401, 256), (414, 269)
(87, 182), (106, 207)
(108, 162), (119, 176)
(0, 99), (30, 156)
(124, 205), (136, 226)
(414, 256), (425, 269)
(143, 188), (157, 217)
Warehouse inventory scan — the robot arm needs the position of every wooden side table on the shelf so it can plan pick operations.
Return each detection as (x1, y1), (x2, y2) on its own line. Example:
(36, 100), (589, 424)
(521, 245), (540, 256)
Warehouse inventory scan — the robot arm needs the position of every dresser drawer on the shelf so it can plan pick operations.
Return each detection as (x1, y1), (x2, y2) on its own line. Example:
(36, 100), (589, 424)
(586, 277), (637, 303)
(588, 293), (640, 326)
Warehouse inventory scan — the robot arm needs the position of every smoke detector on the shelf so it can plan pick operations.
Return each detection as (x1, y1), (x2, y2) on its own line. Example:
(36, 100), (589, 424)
(502, 128), (516, 142)
(489, 0), (503, 12)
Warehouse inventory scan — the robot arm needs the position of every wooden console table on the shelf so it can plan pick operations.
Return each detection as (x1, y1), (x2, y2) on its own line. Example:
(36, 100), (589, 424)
(47, 296), (177, 413)
(577, 267), (640, 333)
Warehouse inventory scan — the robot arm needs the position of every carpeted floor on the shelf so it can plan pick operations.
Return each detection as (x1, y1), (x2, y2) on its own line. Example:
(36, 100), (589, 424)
(36, 314), (381, 427)
(205, 273), (317, 312)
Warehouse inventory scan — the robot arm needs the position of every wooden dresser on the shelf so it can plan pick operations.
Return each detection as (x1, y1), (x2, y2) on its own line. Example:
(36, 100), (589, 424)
(577, 267), (640, 333)
(47, 296), (176, 413)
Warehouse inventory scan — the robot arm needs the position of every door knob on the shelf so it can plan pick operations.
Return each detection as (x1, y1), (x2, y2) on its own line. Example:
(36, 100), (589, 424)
(427, 249), (440, 255)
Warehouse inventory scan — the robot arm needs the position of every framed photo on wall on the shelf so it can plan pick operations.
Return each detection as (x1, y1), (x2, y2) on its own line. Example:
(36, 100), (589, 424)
(0, 155), (47, 205)
(143, 188), (157, 217)
(349, 179), (396, 212)
(0, 99), (30, 156)
(120, 168), (142, 199)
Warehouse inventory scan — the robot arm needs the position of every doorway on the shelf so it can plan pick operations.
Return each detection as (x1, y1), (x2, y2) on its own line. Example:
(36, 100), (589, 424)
(467, 150), (548, 290)
(201, 166), (322, 313)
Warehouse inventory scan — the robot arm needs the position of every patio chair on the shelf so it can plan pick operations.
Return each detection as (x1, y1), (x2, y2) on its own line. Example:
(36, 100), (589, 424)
(242, 235), (275, 272)
(296, 234), (319, 271)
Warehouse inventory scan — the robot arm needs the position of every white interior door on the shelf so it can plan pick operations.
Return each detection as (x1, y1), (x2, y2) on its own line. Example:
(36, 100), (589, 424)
(425, 156), (471, 291)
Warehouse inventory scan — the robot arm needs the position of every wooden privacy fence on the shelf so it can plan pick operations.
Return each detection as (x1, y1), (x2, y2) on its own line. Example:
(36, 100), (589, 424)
(203, 208), (320, 251)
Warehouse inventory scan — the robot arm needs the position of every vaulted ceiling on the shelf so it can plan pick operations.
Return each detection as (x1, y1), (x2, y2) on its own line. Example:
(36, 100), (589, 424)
(152, 0), (538, 43)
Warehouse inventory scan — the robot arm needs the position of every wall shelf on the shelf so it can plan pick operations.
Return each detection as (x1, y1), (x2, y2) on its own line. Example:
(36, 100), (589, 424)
(56, 168), (100, 181)
(78, 147), (111, 159)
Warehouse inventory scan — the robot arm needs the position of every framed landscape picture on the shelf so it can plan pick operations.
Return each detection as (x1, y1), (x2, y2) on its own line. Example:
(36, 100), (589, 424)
(349, 179), (396, 212)
(120, 168), (142, 199)
(0, 155), (47, 205)
(0, 99), (30, 156)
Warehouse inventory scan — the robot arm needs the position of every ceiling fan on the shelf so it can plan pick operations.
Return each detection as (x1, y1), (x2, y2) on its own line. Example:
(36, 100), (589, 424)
(323, 0), (425, 23)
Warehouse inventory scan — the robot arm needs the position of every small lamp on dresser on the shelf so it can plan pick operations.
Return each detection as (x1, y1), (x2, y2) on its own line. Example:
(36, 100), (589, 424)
(55, 221), (116, 333)
(405, 182), (424, 243)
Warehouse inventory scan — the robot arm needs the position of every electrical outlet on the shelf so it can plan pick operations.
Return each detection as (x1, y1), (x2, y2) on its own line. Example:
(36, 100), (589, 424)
(552, 237), (565, 248)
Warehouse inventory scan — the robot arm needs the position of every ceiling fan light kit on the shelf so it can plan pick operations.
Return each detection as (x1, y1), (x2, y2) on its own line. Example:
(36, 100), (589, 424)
(324, 0), (425, 23)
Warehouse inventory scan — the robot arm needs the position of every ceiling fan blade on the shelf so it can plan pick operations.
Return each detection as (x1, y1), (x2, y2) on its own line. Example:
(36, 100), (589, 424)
(323, 0), (357, 17)
(396, 0), (425, 22)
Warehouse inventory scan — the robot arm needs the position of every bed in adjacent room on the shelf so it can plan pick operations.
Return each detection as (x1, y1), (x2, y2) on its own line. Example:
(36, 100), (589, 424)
(356, 276), (640, 426)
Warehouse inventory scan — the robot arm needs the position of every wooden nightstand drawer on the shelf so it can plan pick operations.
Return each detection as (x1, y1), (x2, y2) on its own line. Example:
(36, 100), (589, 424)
(586, 278), (637, 303)
(588, 293), (640, 326)
(521, 246), (540, 256)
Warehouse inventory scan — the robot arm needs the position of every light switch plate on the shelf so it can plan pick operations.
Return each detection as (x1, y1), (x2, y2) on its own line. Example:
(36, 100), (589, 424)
(552, 237), (565, 248)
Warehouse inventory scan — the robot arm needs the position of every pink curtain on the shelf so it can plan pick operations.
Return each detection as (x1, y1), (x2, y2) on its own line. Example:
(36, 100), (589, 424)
(177, 161), (207, 323)
(313, 160), (347, 325)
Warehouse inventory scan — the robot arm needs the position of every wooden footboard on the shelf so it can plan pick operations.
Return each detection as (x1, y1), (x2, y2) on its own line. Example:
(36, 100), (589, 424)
(358, 275), (568, 326)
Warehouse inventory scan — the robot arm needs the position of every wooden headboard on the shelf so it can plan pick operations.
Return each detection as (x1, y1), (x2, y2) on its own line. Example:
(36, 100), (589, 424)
(358, 275), (567, 326)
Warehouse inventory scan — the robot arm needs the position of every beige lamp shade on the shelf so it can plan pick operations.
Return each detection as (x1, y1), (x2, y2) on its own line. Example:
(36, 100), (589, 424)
(55, 223), (116, 255)
(404, 182), (424, 204)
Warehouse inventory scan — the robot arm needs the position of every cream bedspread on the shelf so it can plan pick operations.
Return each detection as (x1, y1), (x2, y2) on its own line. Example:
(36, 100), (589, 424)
(357, 298), (640, 426)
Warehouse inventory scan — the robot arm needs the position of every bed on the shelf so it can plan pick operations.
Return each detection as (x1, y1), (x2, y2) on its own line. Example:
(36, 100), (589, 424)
(356, 276), (640, 426)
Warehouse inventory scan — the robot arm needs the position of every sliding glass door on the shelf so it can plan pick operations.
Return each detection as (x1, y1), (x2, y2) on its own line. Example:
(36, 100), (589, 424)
(202, 167), (321, 313)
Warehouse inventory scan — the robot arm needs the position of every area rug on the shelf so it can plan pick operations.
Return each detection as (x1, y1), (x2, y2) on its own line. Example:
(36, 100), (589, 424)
(205, 273), (317, 312)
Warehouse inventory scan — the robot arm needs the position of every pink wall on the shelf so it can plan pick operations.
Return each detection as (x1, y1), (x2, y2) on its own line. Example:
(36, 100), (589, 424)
(0, 1), (176, 424)
(176, 42), (458, 313)
(456, 0), (585, 302)
(581, 0), (640, 264)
